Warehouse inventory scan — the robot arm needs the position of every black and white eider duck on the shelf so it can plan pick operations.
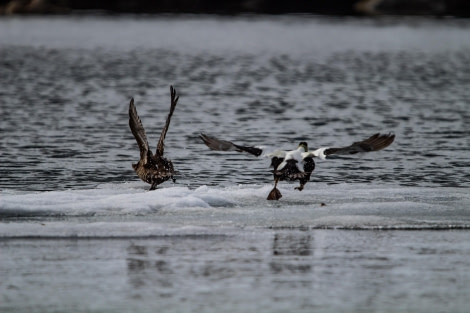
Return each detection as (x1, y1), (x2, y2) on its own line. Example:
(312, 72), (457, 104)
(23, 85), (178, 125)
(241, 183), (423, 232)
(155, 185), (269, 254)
(199, 133), (395, 200)
(129, 86), (179, 190)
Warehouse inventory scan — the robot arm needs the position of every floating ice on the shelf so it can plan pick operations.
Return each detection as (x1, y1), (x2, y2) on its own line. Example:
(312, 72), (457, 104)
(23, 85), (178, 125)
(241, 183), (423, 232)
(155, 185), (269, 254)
(1, 183), (469, 237)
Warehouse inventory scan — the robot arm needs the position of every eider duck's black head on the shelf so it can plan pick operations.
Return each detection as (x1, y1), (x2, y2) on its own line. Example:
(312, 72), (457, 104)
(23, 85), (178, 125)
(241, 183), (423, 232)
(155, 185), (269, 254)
(270, 156), (283, 169)
(298, 142), (308, 152)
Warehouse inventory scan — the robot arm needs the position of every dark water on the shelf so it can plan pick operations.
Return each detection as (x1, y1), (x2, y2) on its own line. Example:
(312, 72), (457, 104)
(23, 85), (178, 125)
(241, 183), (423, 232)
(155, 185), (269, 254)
(1, 16), (470, 192)
(1, 16), (470, 313)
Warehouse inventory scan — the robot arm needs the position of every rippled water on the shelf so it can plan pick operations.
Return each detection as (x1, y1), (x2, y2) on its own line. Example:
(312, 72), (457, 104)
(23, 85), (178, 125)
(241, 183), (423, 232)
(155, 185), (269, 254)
(1, 16), (470, 191)
(1, 16), (470, 313)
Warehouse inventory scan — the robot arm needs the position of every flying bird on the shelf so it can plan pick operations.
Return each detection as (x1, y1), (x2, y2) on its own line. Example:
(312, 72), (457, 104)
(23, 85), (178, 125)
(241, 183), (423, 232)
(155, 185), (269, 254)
(129, 86), (179, 190)
(200, 133), (395, 200)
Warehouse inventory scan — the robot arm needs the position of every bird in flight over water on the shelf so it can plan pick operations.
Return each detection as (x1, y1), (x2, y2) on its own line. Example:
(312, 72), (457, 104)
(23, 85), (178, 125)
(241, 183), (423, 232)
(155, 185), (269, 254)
(129, 86), (179, 190)
(200, 132), (395, 200)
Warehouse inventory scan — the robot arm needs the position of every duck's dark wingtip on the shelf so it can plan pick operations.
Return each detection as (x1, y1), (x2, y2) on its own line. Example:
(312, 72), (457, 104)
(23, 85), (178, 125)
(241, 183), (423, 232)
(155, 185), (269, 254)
(169, 86), (178, 106)
(383, 132), (395, 141)
(199, 133), (210, 145)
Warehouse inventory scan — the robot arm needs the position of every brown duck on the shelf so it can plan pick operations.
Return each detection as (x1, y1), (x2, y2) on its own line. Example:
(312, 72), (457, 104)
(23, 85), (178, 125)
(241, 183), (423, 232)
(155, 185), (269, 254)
(129, 86), (179, 190)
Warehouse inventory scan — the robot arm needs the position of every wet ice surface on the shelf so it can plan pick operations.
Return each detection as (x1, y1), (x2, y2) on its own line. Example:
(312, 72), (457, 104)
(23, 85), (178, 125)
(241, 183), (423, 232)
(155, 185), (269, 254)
(1, 15), (470, 313)
(1, 183), (470, 233)
(2, 231), (470, 313)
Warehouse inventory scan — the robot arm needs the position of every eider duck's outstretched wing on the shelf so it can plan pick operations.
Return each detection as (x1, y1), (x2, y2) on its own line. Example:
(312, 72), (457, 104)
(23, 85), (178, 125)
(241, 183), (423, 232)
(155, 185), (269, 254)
(305, 133), (395, 159)
(156, 85), (179, 157)
(325, 133), (395, 155)
(129, 98), (150, 163)
(199, 133), (263, 157)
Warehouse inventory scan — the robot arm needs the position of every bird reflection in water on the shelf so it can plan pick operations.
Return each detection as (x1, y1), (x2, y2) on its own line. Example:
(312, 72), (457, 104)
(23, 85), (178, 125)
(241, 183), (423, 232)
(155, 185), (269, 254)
(126, 244), (173, 293)
(271, 231), (313, 278)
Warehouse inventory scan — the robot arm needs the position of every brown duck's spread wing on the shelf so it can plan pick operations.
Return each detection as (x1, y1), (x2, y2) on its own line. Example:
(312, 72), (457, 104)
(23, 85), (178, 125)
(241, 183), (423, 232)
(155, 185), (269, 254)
(324, 133), (395, 156)
(129, 98), (150, 163)
(156, 85), (179, 157)
(199, 133), (263, 157)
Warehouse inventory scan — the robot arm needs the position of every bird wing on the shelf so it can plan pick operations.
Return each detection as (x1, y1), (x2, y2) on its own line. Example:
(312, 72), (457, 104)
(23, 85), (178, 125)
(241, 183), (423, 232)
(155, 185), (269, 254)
(305, 133), (395, 159)
(199, 133), (263, 157)
(265, 149), (287, 159)
(129, 98), (150, 163)
(156, 85), (179, 157)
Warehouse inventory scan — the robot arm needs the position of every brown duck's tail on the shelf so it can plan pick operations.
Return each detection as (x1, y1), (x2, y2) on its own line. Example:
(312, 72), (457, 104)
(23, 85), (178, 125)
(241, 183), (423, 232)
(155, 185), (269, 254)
(267, 187), (282, 201)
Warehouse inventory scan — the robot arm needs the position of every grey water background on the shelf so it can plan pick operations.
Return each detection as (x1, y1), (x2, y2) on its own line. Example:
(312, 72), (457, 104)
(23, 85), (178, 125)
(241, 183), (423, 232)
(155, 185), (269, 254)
(1, 16), (470, 191)
(1, 16), (470, 313)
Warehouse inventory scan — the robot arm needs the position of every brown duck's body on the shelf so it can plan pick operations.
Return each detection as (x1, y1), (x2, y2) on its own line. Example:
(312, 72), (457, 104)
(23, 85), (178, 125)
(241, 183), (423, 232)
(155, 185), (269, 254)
(132, 154), (175, 190)
(129, 86), (179, 190)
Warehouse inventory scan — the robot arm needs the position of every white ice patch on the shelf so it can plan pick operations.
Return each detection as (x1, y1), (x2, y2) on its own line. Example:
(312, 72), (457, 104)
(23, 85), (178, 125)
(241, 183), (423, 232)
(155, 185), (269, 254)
(0, 184), (236, 216)
(1, 183), (469, 237)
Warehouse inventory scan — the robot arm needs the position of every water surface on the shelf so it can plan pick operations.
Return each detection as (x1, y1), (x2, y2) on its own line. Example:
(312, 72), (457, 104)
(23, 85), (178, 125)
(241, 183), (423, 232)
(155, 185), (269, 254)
(1, 15), (470, 313)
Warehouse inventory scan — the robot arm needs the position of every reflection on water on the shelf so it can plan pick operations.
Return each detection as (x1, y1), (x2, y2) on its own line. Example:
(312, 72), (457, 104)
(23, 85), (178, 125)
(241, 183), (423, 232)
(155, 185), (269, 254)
(126, 242), (178, 296)
(270, 231), (314, 294)
(0, 230), (457, 313)
(273, 231), (312, 256)
(125, 232), (316, 299)
(271, 231), (312, 276)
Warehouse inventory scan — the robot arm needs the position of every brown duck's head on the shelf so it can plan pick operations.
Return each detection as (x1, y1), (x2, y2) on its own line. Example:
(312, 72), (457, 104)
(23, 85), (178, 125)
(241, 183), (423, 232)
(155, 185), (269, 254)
(298, 142), (308, 152)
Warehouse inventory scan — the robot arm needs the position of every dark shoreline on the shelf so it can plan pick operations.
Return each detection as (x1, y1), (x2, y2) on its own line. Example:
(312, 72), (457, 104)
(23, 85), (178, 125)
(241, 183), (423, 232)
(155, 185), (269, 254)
(1, 0), (470, 17)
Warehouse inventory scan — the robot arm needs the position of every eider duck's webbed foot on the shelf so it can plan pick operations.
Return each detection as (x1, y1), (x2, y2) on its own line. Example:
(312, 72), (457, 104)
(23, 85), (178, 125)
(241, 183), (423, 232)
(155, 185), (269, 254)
(267, 178), (282, 201)
(295, 176), (310, 192)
